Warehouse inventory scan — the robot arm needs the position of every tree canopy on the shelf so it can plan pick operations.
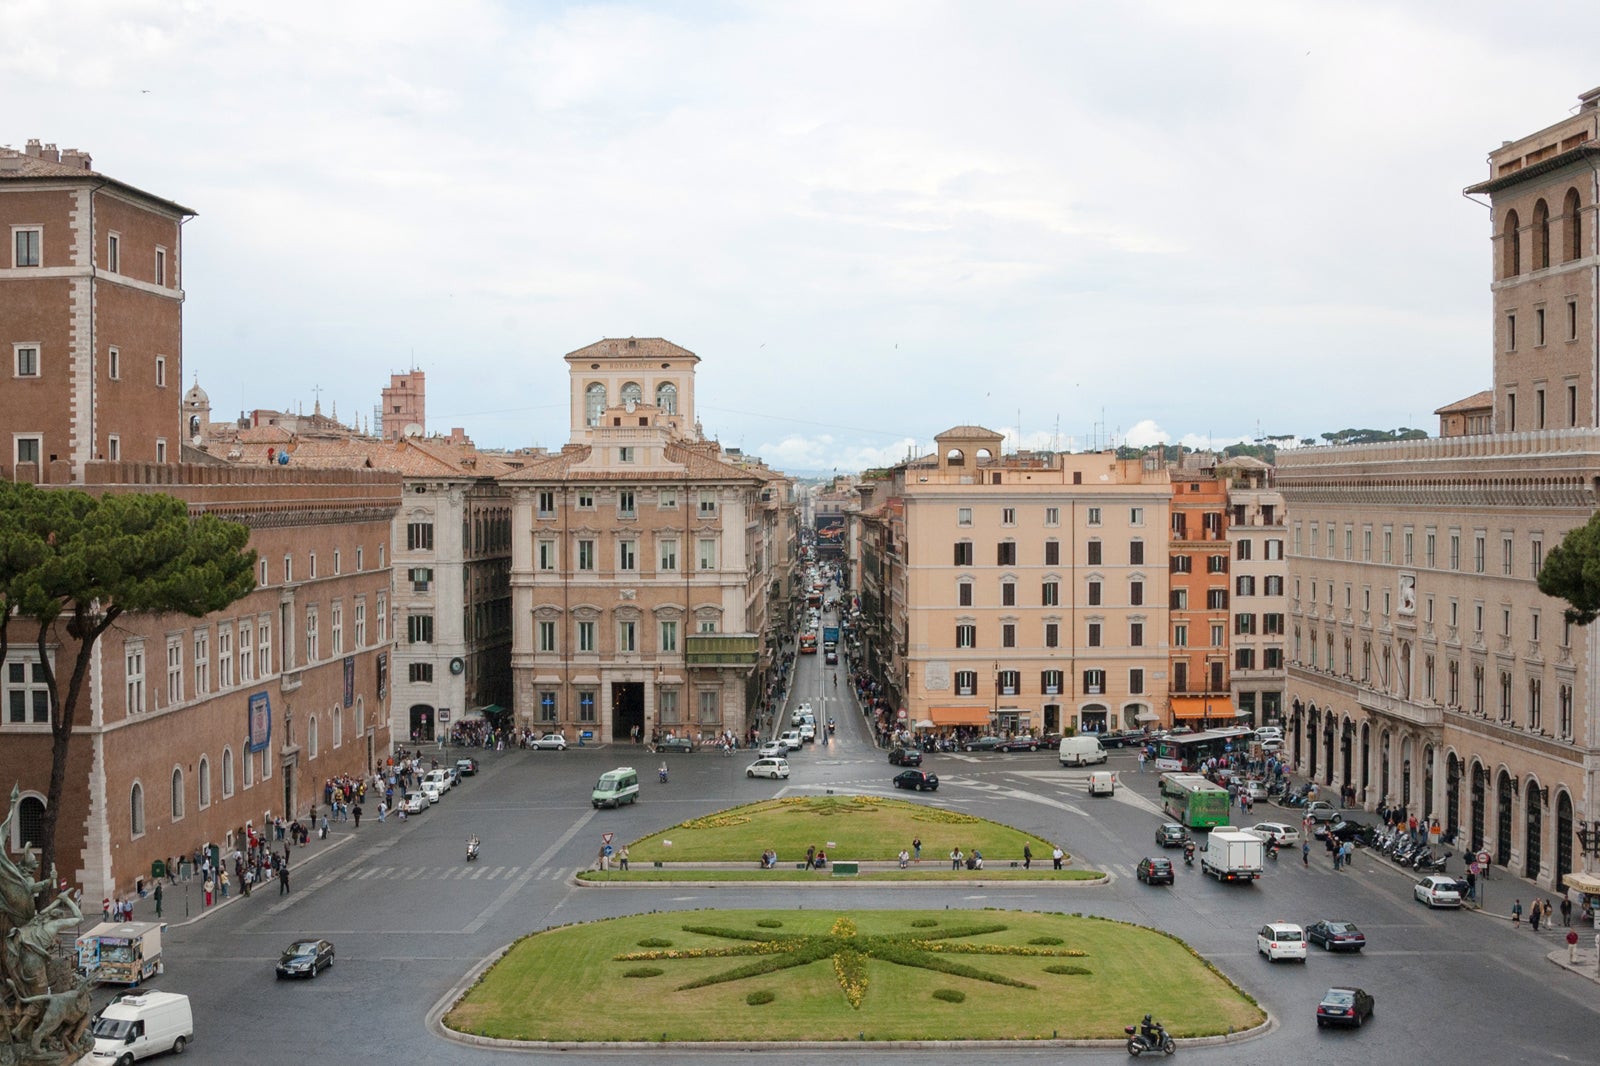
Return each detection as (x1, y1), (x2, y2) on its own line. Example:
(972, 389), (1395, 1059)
(1537, 511), (1600, 625)
(0, 482), (257, 897)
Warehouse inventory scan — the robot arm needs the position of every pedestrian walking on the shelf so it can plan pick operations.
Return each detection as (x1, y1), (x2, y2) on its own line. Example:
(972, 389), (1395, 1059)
(1023, 843), (1033, 870)
(1561, 895), (1573, 927)
(1341, 841), (1354, 868)
(153, 883), (163, 919)
(1137, 752), (1147, 774)
(1512, 899), (1523, 927)
(279, 863), (291, 894)
(353, 802), (363, 827)
(1051, 846), (1064, 870)
(1302, 841), (1310, 867)
(203, 878), (214, 907)
(219, 870), (229, 898)
(1530, 899), (1542, 932)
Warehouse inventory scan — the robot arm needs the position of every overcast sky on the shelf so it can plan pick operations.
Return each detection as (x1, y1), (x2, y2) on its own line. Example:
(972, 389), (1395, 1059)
(8, 2), (1600, 472)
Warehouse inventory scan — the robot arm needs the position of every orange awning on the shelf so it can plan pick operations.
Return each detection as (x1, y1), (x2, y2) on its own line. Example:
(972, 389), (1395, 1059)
(928, 706), (992, 726)
(1171, 697), (1235, 721)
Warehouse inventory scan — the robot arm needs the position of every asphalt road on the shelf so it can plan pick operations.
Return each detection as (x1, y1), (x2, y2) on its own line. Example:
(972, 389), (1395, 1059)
(143, 639), (1598, 1064)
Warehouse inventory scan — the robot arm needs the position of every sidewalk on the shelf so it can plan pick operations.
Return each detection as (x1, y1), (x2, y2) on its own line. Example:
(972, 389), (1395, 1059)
(1547, 940), (1600, 984)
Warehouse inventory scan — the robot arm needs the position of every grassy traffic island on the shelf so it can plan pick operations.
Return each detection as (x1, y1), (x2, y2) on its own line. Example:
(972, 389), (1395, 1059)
(576, 795), (1103, 882)
(444, 909), (1265, 1043)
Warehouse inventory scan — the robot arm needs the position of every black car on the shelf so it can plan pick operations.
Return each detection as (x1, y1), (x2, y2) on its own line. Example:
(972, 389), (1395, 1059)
(657, 736), (695, 754)
(276, 938), (335, 979)
(888, 747), (923, 766)
(454, 757), (480, 777)
(893, 770), (939, 791)
(1155, 823), (1189, 849)
(1323, 820), (1379, 846)
(962, 736), (1004, 753)
(1316, 986), (1375, 1028)
(1098, 730), (1149, 749)
(996, 735), (1041, 752)
(1306, 920), (1367, 952)
(1136, 857), (1175, 885)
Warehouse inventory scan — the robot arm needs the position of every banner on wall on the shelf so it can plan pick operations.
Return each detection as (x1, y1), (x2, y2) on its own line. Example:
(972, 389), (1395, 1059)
(344, 656), (355, 707)
(247, 693), (271, 753)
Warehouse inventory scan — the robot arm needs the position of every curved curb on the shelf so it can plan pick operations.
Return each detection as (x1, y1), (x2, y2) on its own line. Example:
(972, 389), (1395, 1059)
(570, 872), (1113, 890)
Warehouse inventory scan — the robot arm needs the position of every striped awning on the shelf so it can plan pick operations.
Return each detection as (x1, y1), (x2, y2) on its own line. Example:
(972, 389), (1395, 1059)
(1171, 697), (1235, 721)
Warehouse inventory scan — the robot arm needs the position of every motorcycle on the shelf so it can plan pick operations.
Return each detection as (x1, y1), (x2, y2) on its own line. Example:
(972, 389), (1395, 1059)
(1124, 1018), (1176, 1056)
(658, 765), (670, 784)
(1182, 843), (1195, 868)
(466, 835), (480, 862)
(1265, 840), (1279, 861)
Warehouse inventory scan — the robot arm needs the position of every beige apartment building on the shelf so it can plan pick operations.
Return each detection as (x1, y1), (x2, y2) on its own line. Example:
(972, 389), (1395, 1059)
(1221, 457), (1288, 726)
(857, 426), (1173, 737)
(1279, 87), (1600, 886)
(502, 338), (792, 743)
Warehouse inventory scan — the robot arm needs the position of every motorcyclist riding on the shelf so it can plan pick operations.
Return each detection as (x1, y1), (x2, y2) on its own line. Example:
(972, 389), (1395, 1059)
(1183, 840), (1195, 866)
(1141, 1014), (1160, 1044)
(658, 763), (669, 783)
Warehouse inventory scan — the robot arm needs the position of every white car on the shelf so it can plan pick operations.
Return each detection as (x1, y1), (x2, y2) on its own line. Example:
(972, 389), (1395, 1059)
(422, 769), (451, 794)
(1246, 822), (1300, 847)
(1260, 739), (1285, 755)
(758, 740), (787, 759)
(779, 730), (803, 751)
(1240, 779), (1270, 802)
(419, 782), (442, 804)
(746, 757), (790, 780)
(798, 722), (816, 743)
(791, 703), (813, 726)
(1255, 726), (1283, 741)
(1256, 921), (1307, 962)
(401, 792), (428, 814)
(530, 733), (568, 750)
(1415, 874), (1462, 908)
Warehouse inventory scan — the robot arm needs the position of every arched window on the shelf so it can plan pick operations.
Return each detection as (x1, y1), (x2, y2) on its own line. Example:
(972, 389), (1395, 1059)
(333, 706), (343, 748)
(620, 381), (642, 407)
(1565, 187), (1584, 262)
(584, 382), (607, 426)
(171, 767), (185, 819)
(222, 747), (235, 797)
(9, 795), (45, 851)
(655, 381), (677, 414)
(1532, 199), (1550, 270)
(309, 714), (319, 759)
(1502, 210), (1521, 278)
(243, 742), (253, 788)
(198, 756), (211, 809)
(130, 782), (145, 836)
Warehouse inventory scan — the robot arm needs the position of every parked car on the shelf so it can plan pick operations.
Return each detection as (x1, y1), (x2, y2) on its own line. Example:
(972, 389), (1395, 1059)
(1304, 800), (1342, 822)
(530, 733), (568, 750)
(401, 791), (428, 815)
(276, 939), (335, 979)
(419, 781), (442, 804)
(1316, 987), (1375, 1028)
(798, 722), (816, 743)
(745, 757), (790, 780)
(1098, 729), (1149, 749)
(997, 735), (1041, 752)
(779, 730), (803, 751)
(1306, 920), (1367, 952)
(1257, 922), (1308, 962)
(454, 757), (479, 777)
(1246, 822), (1300, 847)
(1414, 874), (1462, 908)
(962, 736), (1004, 753)
(1323, 819), (1380, 846)
(1239, 779), (1270, 802)
(1260, 739), (1285, 755)
(791, 703), (813, 725)
(1136, 856), (1175, 885)
(657, 736), (696, 754)
(1155, 822), (1190, 849)
(893, 769), (939, 791)
(888, 747), (923, 766)
(422, 768), (452, 794)
(758, 740), (787, 758)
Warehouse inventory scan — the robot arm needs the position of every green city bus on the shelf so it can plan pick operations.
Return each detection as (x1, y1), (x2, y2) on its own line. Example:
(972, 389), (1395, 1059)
(1159, 772), (1231, 829)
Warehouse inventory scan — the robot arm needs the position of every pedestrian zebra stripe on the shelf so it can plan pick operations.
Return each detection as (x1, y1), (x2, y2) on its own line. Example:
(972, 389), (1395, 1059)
(343, 865), (538, 882)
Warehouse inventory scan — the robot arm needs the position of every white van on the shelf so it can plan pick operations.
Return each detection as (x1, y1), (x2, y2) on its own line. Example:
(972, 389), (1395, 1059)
(1087, 771), (1116, 796)
(1058, 735), (1109, 766)
(90, 990), (193, 1063)
(591, 767), (640, 808)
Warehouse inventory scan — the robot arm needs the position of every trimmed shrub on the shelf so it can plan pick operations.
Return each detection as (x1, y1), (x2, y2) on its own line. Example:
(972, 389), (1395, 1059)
(1044, 964), (1092, 975)
(636, 937), (673, 948)
(1028, 936), (1065, 945)
(624, 967), (664, 978)
(932, 988), (966, 1003)
(746, 989), (776, 1005)
(756, 919), (783, 928)
(910, 918), (939, 928)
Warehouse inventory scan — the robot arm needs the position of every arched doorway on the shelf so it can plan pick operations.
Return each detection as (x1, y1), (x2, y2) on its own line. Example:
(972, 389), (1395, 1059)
(1305, 706), (1319, 775)
(1469, 762), (1486, 852)
(1291, 700), (1304, 766)
(1556, 791), (1574, 886)
(1339, 720), (1353, 794)
(1421, 743), (1434, 820)
(1379, 732), (1392, 808)
(1445, 753), (1461, 838)
(1524, 781), (1542, 880)
(1322, 715), (1335, 783)
(409, 703), (435, 742)
(1359, 722), (1371, 801)
(1400, 735), (1413, 812)
(1495, 771), (1514, 867)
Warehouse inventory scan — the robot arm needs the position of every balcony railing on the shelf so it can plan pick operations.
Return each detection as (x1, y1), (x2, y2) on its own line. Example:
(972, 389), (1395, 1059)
(684, 634), (760, 667)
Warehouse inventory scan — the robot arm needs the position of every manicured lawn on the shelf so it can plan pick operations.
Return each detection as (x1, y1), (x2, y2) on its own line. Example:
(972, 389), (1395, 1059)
(625, 795), (1063, 865)
(445, 909), (1264, 1042)
(577, 867), (1103, 883)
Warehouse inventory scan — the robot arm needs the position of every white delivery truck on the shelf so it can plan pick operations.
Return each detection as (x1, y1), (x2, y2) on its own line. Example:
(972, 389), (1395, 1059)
(76, 921), (166, 985)
(89, 990), (193, 1063)
(1087, 771), (1117, 796)
(1200, 827), (1265, 883)
(1058, 735), (1108, 766)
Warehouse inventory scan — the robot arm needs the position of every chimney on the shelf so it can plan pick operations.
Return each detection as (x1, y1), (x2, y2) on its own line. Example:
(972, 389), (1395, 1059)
(60, 148), (92, 171)
(40, 143), (59, 163)
(1581, 86), (1600, 111)
(24, 138), (41, 157)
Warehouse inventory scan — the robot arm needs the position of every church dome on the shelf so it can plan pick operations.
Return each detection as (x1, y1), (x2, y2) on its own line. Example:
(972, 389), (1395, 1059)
(184, 381), (210, 408)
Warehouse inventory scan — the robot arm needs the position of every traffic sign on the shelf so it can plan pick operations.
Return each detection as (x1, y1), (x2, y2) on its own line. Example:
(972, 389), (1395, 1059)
(602, 832), (614, 845)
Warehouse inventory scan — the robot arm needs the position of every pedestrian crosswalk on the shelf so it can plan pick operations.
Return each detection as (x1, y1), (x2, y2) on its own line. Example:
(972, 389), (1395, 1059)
(342, 864), (566, 883)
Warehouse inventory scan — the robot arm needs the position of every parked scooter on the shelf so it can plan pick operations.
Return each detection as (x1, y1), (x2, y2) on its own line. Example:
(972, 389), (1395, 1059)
(466, 835), (481, 862)
(1124, 1015), (1176, 1056)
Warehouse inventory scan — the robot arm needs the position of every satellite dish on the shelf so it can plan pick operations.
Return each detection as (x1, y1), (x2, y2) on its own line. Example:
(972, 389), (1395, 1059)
(403, 423), (424, 438)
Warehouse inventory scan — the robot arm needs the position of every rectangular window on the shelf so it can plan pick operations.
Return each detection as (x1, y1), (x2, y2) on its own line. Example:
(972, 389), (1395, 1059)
(407, 614), (433, 644)
(125, 643), (145, 714)
(618, 540), (637, 571)
(1087, 622), (1102, 647)
(13, 227), (42, 267)
(997, 542), (1017, 566)
(1001, 582), (1016, 607)
(1173, 624), (1188, 647)
(107, 435), (120, 461)
(1130, 507), (1144, 526)
(1002, 623), (1016, 648)
(539, 691), (559, 723)
(1403, 531), (1413, 564)
(538, 620), (557, 652)
(409, 567), (433, 592)
(580, 691), (598, 722)
(1171, 554), (1192, 574)
(698, 490), (717, 515)
(1001, 507), (1016, 525)
(659, 620), (678, 653)
(1426, 532), (1437, 568)
(108, 347), (120, 380)
(1082, 669), (1105, 694)
(1264, 647), (1284, 669)
(376, 593), (386, 643)
(1207, 554), (1227, 574)
(618, 490), (636, 515)
(1129, 540), (1144, 565)
(617, 446), (634, 464)
(1537, 307), (1546, 346)
(537, 490), (556, 517)
(698, 539), (717, 570)
(1235, 648), (1255, 669)
(1507, 313), (1516, 351)
(193, 630), (209, 697)
(1087, 580), (1101, 606)
(1044, 540), (1060, 566)
(14, 344), (40, 378)
(1236, 540), (1252, 561)
(953, 542), (974, 566)
(958, 582), (973, 607)
(698, 689), (720, 724)
(1531, 538), (1543, 577)
(1449, 534), (1461, 570)
(155, 247), (166, 286)
(354, 602), (366, 647)
(576, 490), (595, 509)
(1130, 621), (1144, 646)
(954, 670), (978, 696)
(107, 232), (120, 273)
(659, 540), (678, 571)
(406, 522), (434, 551)
(165, 637), (182, 706)
(578, 539), (596, 570)
(1236, 614), (1256, 635)
(1042, 580), (1059, 606)
(957, 507), (972, 526)
(1044, 506), (1060, 526)
(238, 620), (254, 682)
(1170, 588), (1188, 610)
(1207, 589), (1228, 610)
(1235, 575), (1256, 596)
(1041, 669), (1063, 695)
(1502, 537), (1513, 576)
(658, 489), (677, 509)
(1212, 623), (1225, 646)
(1130, 580), (1144, 606)
(1129, 668), (1144, 694)
(1474, 534), (1486, 574)
(1264, 575), (1283, 596)
(155, 356), (166, 388)
(537, 540), (557, 570)
(1087, 540), (1102, 565)
(1087, 507), (1102, 526)
(1044, 622), (1059, 648)
(578, 621), (596, 653)
(408, 663), (434, 683)
(618, 620), (637, 653)
(3, 654), (49, 725)
(955, 624), (976, 648)
(217, 628), (233, 688)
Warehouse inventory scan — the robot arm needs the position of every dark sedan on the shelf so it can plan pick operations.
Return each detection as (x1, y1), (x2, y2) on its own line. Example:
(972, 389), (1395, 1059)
(1316, 987), (1374, 1028)
(1098, 730), (1150, 749)
(276, 938), (335, 979)
(1136, 857), (1175, 885)
(888, 747), (923, 766)
(1323, 820), (1379, 846)
(962, 736), (1004, 753)
(1155, 822), (1189, 849)
(1306, 920), (1367, 952)
(657, 736), (695, 754)
(454, 757), (479, 777)
(892, 770), (939, 791)
(996, 735), (1041, 752)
